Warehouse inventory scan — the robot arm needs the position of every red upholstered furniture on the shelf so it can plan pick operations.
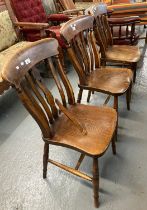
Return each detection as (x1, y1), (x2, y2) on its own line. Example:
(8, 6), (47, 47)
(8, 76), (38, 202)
(5, 0), (69, 46)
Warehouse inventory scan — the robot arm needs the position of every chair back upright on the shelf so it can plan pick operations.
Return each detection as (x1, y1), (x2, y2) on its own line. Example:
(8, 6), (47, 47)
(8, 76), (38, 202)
(6, 0), (47, 23)
(57, 0), (76, 11)
(86, 3), (113, 58)
(1, 38), (75, 139)
(61, 15), (101, 86)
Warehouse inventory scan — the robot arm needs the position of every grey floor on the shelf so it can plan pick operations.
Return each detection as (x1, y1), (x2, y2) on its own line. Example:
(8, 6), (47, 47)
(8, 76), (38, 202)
(0, 36), (147, 210)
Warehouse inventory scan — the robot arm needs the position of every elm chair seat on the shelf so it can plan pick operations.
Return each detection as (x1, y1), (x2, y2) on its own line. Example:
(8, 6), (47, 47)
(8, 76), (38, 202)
(85, 67), (133, 95)
(52, 103), (116, 156)
(105, 45), (141, 63)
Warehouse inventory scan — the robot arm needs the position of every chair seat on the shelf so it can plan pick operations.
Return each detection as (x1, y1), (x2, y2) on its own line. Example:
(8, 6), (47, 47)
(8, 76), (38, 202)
(49, 104), (117, 157)
(83, 67), (133, 95)
(105, 45), (140, 63)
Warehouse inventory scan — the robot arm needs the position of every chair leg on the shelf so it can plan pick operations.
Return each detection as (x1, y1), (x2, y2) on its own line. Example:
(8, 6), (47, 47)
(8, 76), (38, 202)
(87, 90), (92, 103)
(77, 88), (83, 103)
(43, 143), (49, 179)
(92, 158), (99, 208)
(114, 96), (118, 142)
(132, 63), (137, 83)
(126, 88), (130, 111)
(75, 153), (85, 170)
(112, 129), (117, 155)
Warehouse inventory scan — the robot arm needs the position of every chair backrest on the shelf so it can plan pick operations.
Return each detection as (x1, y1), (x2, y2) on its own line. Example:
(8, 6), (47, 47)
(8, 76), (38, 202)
(1, 38), (75, 139)
(57, 0), (76, 11)
(60, 15), (101, 86)
(86, 3), (113, 57)
(5, 0), (47, 23)
(0, 9), (17, 51)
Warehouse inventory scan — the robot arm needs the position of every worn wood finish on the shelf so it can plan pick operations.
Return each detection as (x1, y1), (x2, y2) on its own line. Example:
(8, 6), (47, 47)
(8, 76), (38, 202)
(60, 15), (133, 111)
(86, 4), (141, 79)
(2, 38), (117, 208)
(55, 0), (86, 15)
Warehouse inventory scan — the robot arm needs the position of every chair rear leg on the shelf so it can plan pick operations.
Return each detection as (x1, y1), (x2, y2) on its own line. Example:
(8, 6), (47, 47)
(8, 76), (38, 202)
(132, 62), (137, 83)
(114, 96), (118, 141)
(112, 129), (117, 155)
(126, 88), (130, 111)
(75, 153), (85, 170)
(43, 143), (49, 179)
(87, 90), (92, 103)
(92, 158), (99, 208)
(77, 88), (83, 103)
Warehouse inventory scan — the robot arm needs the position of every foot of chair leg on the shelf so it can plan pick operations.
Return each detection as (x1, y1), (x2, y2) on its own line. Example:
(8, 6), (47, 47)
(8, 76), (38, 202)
(92, 158), (99, 208)
(77, 88), (83, 103)
(43, 143), (49, 179)
(87, 90), (92, 103)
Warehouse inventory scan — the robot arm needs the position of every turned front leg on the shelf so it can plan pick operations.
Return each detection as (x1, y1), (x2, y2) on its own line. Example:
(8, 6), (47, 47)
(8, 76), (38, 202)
(92, 158), (99, 208)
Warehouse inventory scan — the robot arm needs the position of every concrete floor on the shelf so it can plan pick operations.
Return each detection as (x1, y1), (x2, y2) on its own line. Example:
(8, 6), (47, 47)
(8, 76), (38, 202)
(0, 37), (147, 210)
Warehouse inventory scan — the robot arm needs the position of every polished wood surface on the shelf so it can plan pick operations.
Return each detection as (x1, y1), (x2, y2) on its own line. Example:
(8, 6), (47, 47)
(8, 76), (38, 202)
(1, 38), (117, 208)
(60, 15), (133, 110)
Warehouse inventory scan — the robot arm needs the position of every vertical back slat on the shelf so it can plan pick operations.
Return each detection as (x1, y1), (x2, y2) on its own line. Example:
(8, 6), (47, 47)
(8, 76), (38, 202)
(47, 58), (67, 107)
(18, 81), (51, 138)
(26, 73), (54, 124)
(55, 55), (75, 105)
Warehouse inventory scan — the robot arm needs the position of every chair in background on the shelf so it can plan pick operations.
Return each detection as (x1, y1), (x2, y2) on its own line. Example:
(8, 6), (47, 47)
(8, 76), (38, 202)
(1, 38), (117, 208)
(86, 3), (140, 45)
(5, 0), (70, 68)
(86, 3), (141, 82)
(55, 0), (93, 15)
(0, 9), (34, 95)
(61, 15), (133, 112)
(54, 0), (85, 15)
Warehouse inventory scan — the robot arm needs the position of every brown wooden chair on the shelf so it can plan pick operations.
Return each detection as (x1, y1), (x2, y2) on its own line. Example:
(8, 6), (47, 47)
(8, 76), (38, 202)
(86, 4), (141, 82)
(1, 38), (117, 208)
(55, 0), (91, 14)
(55, 0), (84, 15)
(61, 15), (133, 112)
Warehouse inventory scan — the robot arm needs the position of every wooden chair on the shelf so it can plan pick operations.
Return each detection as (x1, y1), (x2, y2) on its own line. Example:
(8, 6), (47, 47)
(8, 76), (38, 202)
(86, 3), (140, 44)
(55, 0), (103, 15)
(55, 0), (86, 15)
(1, 38), (117, 208)
(86, 3), (141, 82)
(61, 15), (133, 112)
